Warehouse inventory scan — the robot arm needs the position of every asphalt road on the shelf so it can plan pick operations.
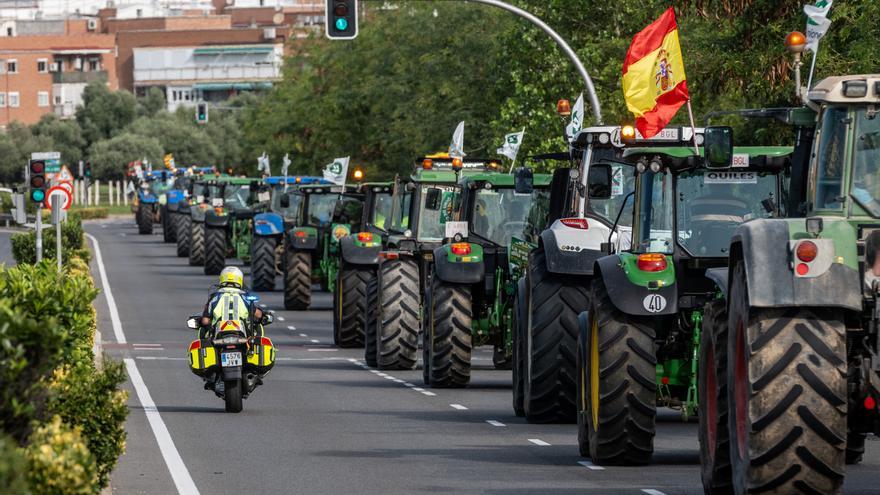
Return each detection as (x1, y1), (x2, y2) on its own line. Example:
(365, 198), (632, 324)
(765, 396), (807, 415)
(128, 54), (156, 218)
(0, 230), (15, 266)
(86, 217), (880, 495)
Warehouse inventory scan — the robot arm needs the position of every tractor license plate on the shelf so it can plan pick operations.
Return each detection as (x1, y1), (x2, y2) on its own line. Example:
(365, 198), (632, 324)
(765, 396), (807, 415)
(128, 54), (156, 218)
(221, 352), (242, 367)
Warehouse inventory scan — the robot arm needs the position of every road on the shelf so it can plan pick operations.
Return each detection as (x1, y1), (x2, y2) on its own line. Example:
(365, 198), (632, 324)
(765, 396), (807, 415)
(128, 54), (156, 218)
(86, 217), (880, 495)
(0, 230), (15, 265)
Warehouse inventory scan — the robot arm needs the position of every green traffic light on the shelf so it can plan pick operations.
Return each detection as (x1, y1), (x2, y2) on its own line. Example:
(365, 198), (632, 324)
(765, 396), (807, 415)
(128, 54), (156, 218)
(335, 18), (348, 31)
(31, 189), (45, 202)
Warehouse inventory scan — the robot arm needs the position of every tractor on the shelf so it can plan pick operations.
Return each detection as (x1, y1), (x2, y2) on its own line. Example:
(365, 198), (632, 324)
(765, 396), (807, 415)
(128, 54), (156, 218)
(202, 177), (258, 275)
(574, 141), (791, 470)
(164, 167), (217, 246)
(135, 170), (172, 235)
(366, 155), (503, 370)
(423, 169), (552, 387)
(281, 183), (364, 310)
(696, 74), (880, 494)
(333, 181), (393, 348)
(174, 171), (224, 258)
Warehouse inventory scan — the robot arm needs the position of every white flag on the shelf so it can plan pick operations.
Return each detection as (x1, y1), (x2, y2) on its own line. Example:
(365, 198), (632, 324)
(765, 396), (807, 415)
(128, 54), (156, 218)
(496, 129), (525, 162)
(257, 152), (271, 176)
(449, 121), (466, 158)
(804, 0), (833, 52)
(282, 154), (292, 177)
(323, 156), (350, 186)
(565, 93), (584, 142)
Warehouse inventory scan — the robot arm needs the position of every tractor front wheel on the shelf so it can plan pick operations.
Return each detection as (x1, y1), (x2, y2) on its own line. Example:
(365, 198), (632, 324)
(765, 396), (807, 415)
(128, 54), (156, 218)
(333, 263), (371, 348)
(363, 273), (379, 367)
(176, 213), (191, 257)
(377, 257), (420, 370)
(512, 279), (527, 417)
(137, 204), (152, 235)
(204, 226), (226, 276)
(284, 246), (311, 310)
(162, 208), (175, 243)
(189, 222), (205, 266)
(250, 236), (277, 292)
(698, 299), (732, 493)
(427, 278), (472, 388)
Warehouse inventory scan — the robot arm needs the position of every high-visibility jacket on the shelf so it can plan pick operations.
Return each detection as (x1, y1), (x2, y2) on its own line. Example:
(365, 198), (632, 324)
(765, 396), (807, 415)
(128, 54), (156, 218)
(201, 287), (258, 338)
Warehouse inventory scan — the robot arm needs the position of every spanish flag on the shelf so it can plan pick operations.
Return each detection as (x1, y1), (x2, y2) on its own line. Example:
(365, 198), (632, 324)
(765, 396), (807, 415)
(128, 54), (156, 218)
(622, 8), (689, 138)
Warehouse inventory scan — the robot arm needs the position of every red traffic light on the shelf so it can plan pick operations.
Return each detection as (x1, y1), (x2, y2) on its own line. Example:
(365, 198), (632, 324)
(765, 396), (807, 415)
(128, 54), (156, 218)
(31, 176), (45, 188)
(334, 2), (348, 15)
(30, 160), (45, 173)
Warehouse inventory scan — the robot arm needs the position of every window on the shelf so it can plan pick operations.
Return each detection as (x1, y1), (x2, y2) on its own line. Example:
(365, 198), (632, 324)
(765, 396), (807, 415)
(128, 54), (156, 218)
(812, 106), (848, 209)
(37, 91), (48, 107)
(37, 59), (47, 73)
(6, 60), (16, 74)
(6, 27), (12, 36)
(54, 95), (61, 105)
(8, 92), (19, 107)
(0, 93), (6, 108)
(88, 59), (99, 71)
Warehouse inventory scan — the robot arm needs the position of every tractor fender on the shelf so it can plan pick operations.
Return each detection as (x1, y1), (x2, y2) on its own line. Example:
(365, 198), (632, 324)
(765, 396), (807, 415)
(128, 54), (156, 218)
(205, 211), (229, 228)
(432, 245), (484, 284)
(730, 219), (860, 311)
(191, 207), (207, 223)
(138, 192), (157, 204)
(340, 235), (380, 265)
(166, 201), (180, 213)
(594, 255), (679, 317)
(166, 190), (185, 205)
(704, 267), (728, 300)
(287, 228), (318, 250)
(254, 212), (284, 236)
(540, 229), (604, 276)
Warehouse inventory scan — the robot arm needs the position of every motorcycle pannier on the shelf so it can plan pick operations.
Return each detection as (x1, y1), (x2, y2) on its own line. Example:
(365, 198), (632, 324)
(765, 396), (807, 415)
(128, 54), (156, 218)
(189, 339), (217, 376)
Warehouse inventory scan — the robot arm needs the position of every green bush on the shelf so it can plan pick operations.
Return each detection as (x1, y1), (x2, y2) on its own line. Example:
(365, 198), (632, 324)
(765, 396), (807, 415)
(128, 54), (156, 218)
(25, 416), (98, 495)
(0, 433), (30, 495)
(70, 207), (108, 220)
(10, 215), (89, 266)
(48, 360), (128, 488)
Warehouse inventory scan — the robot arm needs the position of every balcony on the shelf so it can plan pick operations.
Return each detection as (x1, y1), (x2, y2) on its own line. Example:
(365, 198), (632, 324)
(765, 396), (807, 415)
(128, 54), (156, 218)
(133, 65), (279, 84)
(52, 70), (108, 85)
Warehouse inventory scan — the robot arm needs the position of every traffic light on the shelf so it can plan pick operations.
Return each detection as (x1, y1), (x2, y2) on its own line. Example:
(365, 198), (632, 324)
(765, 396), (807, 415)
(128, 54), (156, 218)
(29, 159), (46, 203)
(196, 102), (208, 124)
(325, 0), (359, 40)
(84, 161), (92, 179)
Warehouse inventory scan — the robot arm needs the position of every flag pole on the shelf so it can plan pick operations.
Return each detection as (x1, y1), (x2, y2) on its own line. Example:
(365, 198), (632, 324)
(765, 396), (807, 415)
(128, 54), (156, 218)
(806, 44), (819, 93)
(685, 99), (700, 155)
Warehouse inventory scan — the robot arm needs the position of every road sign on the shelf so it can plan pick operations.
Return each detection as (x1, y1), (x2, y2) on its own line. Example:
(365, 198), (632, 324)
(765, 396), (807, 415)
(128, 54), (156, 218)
(46, 185), (72, 210)
(32, 151), (61, 173)
(58, 181), (74, 195)
(56, 165), (74, 183)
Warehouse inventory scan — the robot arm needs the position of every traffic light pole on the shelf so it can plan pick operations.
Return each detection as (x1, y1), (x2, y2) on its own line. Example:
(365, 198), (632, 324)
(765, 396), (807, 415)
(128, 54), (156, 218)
(35, 204), (42, 262)
(463, 0), (603, 124)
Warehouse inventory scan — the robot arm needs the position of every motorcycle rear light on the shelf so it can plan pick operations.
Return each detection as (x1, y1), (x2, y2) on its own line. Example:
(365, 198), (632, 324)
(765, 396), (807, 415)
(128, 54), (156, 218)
(865, 396), (876, 410)
(294, 230), (308, 238)
(357, 232), (374, 243)
(637, 253), (667, 272)
(560, 218), (589, 229)
(451, 242), (471, 255)
(260, 337), (272, 346)
(189, 341), (201, 351)
(795, 240), (818, 262)
(796, 263), (809, 276)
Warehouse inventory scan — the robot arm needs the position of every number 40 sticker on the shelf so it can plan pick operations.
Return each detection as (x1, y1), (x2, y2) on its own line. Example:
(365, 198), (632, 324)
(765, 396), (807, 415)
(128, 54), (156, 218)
(643, 294), (667, 313)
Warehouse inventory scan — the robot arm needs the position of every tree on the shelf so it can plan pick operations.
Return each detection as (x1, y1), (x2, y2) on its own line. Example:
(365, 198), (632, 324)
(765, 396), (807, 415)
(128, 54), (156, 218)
(0, 123), (54, 185)
(31, 114), (86, 166)
(136, 87), (166, 118)
(87, 133), (162, 180)
(75, 81), (137, 146)
(128, 112), (220, 167)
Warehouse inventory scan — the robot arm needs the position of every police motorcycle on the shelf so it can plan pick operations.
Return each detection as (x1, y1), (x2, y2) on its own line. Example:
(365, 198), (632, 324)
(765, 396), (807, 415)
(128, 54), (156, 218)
(186, 293), (276, 413)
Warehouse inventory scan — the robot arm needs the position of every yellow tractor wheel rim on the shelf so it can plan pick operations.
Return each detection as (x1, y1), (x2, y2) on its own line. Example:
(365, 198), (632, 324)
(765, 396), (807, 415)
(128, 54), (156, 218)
(590, 316), (600, 430)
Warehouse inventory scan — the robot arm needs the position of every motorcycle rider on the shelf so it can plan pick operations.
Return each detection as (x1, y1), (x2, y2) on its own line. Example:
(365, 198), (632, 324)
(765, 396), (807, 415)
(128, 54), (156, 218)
(199, 266), (266, 340)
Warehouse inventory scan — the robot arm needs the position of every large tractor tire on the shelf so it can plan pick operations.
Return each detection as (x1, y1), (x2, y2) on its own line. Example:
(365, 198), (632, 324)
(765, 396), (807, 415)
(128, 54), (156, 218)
(333, 263), (371, 348)
(582, 275), (656, 465)
(377, 257), (420, 370)
(363, 274), (379, 367)
(250, 236), (277, 292)
(512, 280), (527, 417)
(523, 249), (586, 423)
(204, 226), (226, 276)
(727, 262), (846, 495)
(176, 214), (191, 257)
(283, 246), (311, 310)
(426, 278), (472, 388)
(698, 299), (732, 493)
(224, 379), (243, 413)
(189, 222), (205, 266)
(162, 208), (175, 243)
(137, 204), (153, 235)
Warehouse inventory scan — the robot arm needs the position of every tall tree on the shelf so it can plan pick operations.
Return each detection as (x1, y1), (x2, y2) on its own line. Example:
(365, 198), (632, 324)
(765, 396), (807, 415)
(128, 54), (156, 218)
(75, 81), (137, 146)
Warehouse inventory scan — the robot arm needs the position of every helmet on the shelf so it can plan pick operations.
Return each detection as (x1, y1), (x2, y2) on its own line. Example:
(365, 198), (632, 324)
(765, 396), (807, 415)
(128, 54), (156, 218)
(219, 266), (244, 288)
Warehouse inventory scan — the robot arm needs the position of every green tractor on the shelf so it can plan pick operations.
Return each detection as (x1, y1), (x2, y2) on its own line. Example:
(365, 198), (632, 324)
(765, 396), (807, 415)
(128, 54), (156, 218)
(696, 74), (880, 494)
(175, 172), (224, 258)
(423, 169), (552, 387)
(366, 155), (503, 370)
(575, 140), (791, 469)
(334, 182), (394, 348)
(202, 177), (258, 275)
(281, 183), (364, 310)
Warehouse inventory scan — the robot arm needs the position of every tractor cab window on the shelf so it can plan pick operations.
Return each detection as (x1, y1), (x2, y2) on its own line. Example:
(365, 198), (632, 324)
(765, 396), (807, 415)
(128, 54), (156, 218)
(676, 170), (777, 256)
(272, 188), (302, 218)
(149, 179), (170, 196)
(587, 162), (636, 227)
(813, 106), (848, 209)
(389, 190), (412, 233)
(224, 185), (250, 209)
(371, 192), (393, 230)
(306, 193), (338, 226)
(192, 183), (206, 199)
(471, 187), (550, 246)
(633, 170), (673, 254)
(418, 185), (456, 242)
(334, 195), (363, 230)
(850, 107), (880, 217)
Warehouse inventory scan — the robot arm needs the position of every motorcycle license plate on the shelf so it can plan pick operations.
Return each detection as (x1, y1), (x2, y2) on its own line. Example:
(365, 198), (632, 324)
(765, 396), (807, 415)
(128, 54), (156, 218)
(221, 352), (242, 367)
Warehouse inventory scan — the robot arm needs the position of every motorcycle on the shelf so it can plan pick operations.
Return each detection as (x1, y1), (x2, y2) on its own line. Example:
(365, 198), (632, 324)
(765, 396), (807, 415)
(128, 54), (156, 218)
(186, 295), (276, 413)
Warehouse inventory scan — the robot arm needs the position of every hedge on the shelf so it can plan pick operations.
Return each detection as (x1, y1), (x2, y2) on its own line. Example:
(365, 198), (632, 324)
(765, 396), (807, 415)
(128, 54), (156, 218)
(10, 214), (90, 266)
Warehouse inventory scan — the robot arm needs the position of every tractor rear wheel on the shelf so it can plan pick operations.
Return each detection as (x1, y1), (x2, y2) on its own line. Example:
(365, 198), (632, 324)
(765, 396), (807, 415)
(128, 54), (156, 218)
(162, 208), (175, 243)
(250, 236), (277, 292)
(137, 204), (152, 235)
(427, 278), (472, 388)
(176, 213), (191, 257)
(333, 263), (370, 348)
(284, 247), (311, 310)
(189, 222), (205, 266)
(698, 299), (732, 493)
(377, 257), (420, 370)
(727, 262), (846, 495)
(512, 279), (526, 417)
(204, 226), (226, 276)
(583, 275), (656, 465)
(363, 273), (379, 367)
(524, 248), (586, 423)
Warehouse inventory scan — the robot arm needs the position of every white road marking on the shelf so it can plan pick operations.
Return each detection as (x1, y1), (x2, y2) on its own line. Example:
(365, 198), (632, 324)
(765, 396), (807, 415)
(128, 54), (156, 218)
(136, 357), (188, 361)
(132, 347), (164, 351)
(125, 359), (199, 495)
(403, 382), (415, 387)
(420, 391), (436, 397)
(486, 420), (505, 427)
(133, 343), (162, 347)
(277, 316), (285, 321)
(307, 348), (337, 352)
(412, 387), (426, 392)
(310, 339), (319, 343)
(578, 460), (604, 471)
(85, 233), (126, 344)
(449, 403), (468, 410)
(101, 224), (107, 228)
(376, 373), (390, 378)
(528, 438), (551, 446)
(369, 370), (380, 374)
(287, 325), (295, 330)
(88, 233), (198, 495)
(299, 333), (308, 337)
(641, 490), (666, 495)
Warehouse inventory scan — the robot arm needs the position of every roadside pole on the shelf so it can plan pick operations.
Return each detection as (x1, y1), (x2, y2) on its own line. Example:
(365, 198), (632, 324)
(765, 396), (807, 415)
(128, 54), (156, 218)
(52, 195), (62, 269)
(35, 204), (42, 262)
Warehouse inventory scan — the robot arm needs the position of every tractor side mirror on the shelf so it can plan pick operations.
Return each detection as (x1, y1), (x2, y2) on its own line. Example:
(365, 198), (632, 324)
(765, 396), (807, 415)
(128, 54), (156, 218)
(703, 126), (734, 169)
(587, 163), (613, 199)
(425, 188), (442, 210)
(280, 194), (290, 208)
(514, 167), (534, 194)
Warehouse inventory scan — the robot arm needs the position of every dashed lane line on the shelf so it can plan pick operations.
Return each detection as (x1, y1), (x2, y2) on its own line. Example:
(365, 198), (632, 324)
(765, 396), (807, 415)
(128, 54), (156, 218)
(310, 339), (320, 343)
(277, 316), (285, 321)
(450, 404), (468, 410)
(578, 460), (604, 471)
(528, 438), (551, 446)
(486, 420), (505, 427)
(641, 490), (667, 495)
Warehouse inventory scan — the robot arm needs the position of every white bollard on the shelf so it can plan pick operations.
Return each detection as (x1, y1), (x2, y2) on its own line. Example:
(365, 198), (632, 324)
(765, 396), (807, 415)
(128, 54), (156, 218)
(108, 180), (113, 206)
(123, 181), (128, 206)
(117, 181), (122, 206)
(73, 180), (79, 205)
(95, 180), (100, 206)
